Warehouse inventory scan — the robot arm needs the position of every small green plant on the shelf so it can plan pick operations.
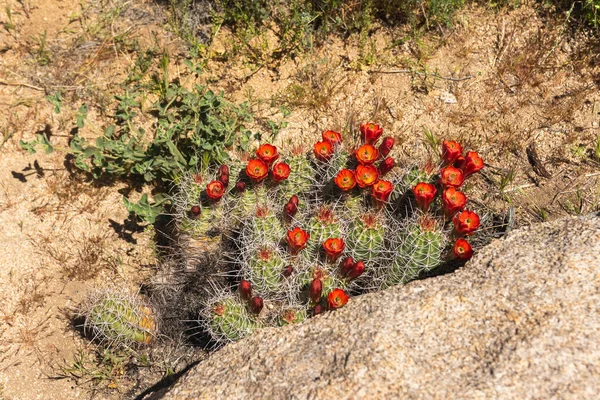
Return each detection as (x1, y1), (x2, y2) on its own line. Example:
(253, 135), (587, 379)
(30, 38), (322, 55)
(21, 55), (270, 223)
(32, 30), (52, 66)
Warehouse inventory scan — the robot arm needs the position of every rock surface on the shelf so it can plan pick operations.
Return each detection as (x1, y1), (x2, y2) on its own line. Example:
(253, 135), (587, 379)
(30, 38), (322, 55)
(163, 215), (600, 399)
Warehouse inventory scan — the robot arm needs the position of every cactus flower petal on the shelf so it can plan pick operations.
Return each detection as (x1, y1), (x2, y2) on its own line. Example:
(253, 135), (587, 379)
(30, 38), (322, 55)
(327, 288), (349, 309)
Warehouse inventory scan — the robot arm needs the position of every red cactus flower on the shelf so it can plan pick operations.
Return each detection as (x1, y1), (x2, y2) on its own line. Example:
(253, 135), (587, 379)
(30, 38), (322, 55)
(272, 162), (291, 182)
(256, 143), (279, 165)
(442, 140), (463, 164)
(440, 166), (465, 188)
(412, 182), (437, 212)
(355, 165), (380, 188)
(322, 130), (343, 146)
(379, 137), (395, 157)
(206, 180), (225, 201)
(328, 288), (349, 309)
(453, 238), (473, 260)
(347, 261), (365, 280)
(355, 144), (379, 165)
(323, 238), (345, 262)
(309, 278), (322, 303)
(246, 159), (269, 182)
(250, 296), (263, 314)
(239, 280), (252, 301)
(360, 122), (383, 144)
(454, 155), (465, 169)
(286, 227), (310, 254)
(442, 187), (467, 218)
(190, 205), (201, 217)
(334, 169), (357, 191)
(378, 157), (395, 176)
(453, 210), (481, 236)
(372, 180), (394, 203)
(282, 265), (294, 278)
(339, 257), (355, 277)
(461, 151), (484, 177)
(314, 140), (334, 162)
(235, 181), (246, 192)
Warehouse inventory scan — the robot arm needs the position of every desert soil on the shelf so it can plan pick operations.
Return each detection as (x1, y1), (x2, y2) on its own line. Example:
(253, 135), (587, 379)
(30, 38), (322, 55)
(1, 0), (599, 399)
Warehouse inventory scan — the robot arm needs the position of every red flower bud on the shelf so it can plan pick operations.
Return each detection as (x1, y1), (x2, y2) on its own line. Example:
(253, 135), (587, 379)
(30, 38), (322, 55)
(322, 130), (343, 146)
(334, 169), (356, 191)
(453, 210), (481, 236)
(272, 162), (291, 183)
(372, 180), (394, 203)
(378, 157), (395, 176)
(246, 159), (269, 182)
(190, 205), (201, 217)
(461, 151), (484, 177)
(206, 180), (225, 201)
(314, 140), (334, 162)
(442, 140), (463, 164)
(339, 257), (355, 277)
(313, 304), (324, 315)
(239, 279), (252, 301)
(355, 144), (379, 165)
(309, 278), (322, 303)
(289, 195), (299, 206)
(284, 201), (298, 219)
(347, 261), (365, 280)
(442, 187), (467, 218)
(327, 288), (349, 309)
(256, 143), (279, 165)
(453, 238), (473, 260)
(235, 181), (246, 193)
(379, 137), (395, 157)
(355, 165), (380, 188)
(286, 227), (310, 254)
(323, 238), (345, 262)
(412, 182), (437, 212)
(282, 265), (294, 278)
(250, 296), (263, 314)
(360, 123), (383, 144)
(219, 173), (229, 188)
(218, 164), (229, 178)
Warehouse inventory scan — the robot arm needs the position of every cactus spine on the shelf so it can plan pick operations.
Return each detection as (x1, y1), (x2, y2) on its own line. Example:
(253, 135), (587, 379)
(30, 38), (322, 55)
(207, 295), (259, 343)
(347, 213), (385, 266)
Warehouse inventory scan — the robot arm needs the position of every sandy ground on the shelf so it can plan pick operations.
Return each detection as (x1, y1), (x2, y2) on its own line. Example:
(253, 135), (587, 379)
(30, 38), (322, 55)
(0, 0), (599, 398)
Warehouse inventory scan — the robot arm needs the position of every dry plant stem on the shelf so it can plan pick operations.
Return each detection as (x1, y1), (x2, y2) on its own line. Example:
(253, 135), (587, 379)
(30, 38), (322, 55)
(0, 79), (45, 91)
(370, 69), (474, 82)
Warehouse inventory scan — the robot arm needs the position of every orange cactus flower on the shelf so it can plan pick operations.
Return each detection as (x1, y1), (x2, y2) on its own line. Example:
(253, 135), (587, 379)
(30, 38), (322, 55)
(453, 210), (481, 236)
(372, 180), (394, 203)
(442, 140), (463, 164)
(355, 144), (379, 165)
(461, 151), (484, 177)
(328, 288), (349, 309)
(256, 143), (279, 165)
(379, 137), (395, 158)
(286, 227), (310, 254)
(314, 140), (334, 162)
(412, 182), (437, 212)
(355, 165), (380, 188)
(360, 122), (383, 144)
(378, 157), (395, 176)
(206, 180), (225, 201)
(334, 169), (357, 191)
(322, 130), (343, 146)
(453, 238), (473, 260)
(440, 166), (465, 188)
(272, 162), (291, 182)
(442, 187), (467, 218)
(323, 238), (345, 262)
(246, 159), (269, 182)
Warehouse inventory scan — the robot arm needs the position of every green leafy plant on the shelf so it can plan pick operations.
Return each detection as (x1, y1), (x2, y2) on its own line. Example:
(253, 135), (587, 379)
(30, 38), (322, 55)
(21, 55), (266, 223)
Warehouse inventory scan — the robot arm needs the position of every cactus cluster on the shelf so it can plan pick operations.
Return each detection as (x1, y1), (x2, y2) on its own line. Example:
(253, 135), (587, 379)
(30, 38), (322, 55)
(168, 124), (485, 345)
